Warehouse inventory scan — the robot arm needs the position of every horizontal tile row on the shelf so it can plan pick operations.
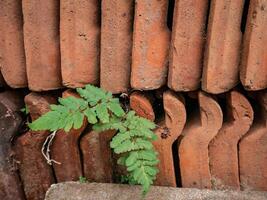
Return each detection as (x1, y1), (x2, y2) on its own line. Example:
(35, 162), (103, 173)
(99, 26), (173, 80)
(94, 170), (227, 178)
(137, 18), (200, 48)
(0, 0), (266, 93)
(132, 89), (267, 192)
(0, 88), (266, 200)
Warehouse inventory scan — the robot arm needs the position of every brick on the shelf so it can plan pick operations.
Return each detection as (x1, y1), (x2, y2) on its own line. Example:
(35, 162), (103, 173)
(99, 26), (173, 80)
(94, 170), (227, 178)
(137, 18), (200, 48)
(51, 90), (85, 182)
(23, 0), (62, 91)
(131, 0), (170, 90)
(130, 91), (155, 121)
(131, 91), (186, 186)
(80, 130), (115, 183)
(239, 91), (267, 191)
(168, 0), (209, 91)
(0, 0), (27, 88)
(240, 0), (267, 90)
(0, 92), (25, 200)
(179, 91), (223, 188)
(209, 90), (253, 190)
(15, 93), (57, 200)
(60, 0), (100, 88)
(100, 0), (134, 93)
(202, 0), (245, 94)
(153, 91), (186, 186)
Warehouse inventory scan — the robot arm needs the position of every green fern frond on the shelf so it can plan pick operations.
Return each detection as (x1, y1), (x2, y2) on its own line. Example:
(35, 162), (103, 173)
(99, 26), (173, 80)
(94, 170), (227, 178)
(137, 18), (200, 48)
(29, 96), (88, 132)
(76, 84), (112, 106)
(83, 108), (97, 124)
(93, 116), (125, 132)
(28, 84), (159, 195)
(107, 98), (125, 117)
(110, 132), (131, 148)
(109, 111), (159, 194)
(58, 96), (88, 110)
(95, 104), (109, 123)
(117, 150), (159, 195)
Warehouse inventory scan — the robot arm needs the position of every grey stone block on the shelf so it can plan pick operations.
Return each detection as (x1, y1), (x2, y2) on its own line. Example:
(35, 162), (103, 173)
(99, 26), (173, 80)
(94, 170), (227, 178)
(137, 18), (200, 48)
(45, 182), (267, 200)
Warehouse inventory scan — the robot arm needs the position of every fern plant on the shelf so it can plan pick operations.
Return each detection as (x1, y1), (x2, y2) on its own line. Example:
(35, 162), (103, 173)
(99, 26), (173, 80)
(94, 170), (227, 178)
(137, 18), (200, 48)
(29, 84), (159, 195)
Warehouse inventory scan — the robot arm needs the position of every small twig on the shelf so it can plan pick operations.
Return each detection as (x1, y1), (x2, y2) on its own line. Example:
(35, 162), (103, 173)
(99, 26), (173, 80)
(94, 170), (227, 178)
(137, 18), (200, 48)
(41, 131), (61, 165)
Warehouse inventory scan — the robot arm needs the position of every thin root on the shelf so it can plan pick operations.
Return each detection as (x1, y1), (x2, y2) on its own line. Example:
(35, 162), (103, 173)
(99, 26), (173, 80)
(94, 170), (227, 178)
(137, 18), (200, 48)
(41, 131), (61, 165)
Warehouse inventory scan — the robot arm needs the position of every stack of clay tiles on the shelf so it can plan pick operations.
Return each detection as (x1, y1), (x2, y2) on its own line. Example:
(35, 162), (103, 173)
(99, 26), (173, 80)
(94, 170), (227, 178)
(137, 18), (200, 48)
(0, 1), (266, 200)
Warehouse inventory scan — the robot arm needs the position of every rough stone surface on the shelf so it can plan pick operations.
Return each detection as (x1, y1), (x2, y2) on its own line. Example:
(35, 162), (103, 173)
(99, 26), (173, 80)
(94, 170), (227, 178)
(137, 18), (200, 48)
(60, 0), (100, 88)
(209, 91), (253, 190)
(80, 130), (115, 183)
(239, 91), (267, 191)
(15, 93), (57, 200)
(179, 92), (223, 189)
(101, 0), (134, 93)
(168, 0), (208, 91)
(131, 0), (170, 90)
(23, 0), (62, 91)
(240, 0), (267, 90)
(202, 0), (244, 94)
(0, 91), (25, 200)
(51, 90), (85, 182)
(130, 91), (155, 121)
(0, 0), (27, 88)
(45, 182), (267, 200)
